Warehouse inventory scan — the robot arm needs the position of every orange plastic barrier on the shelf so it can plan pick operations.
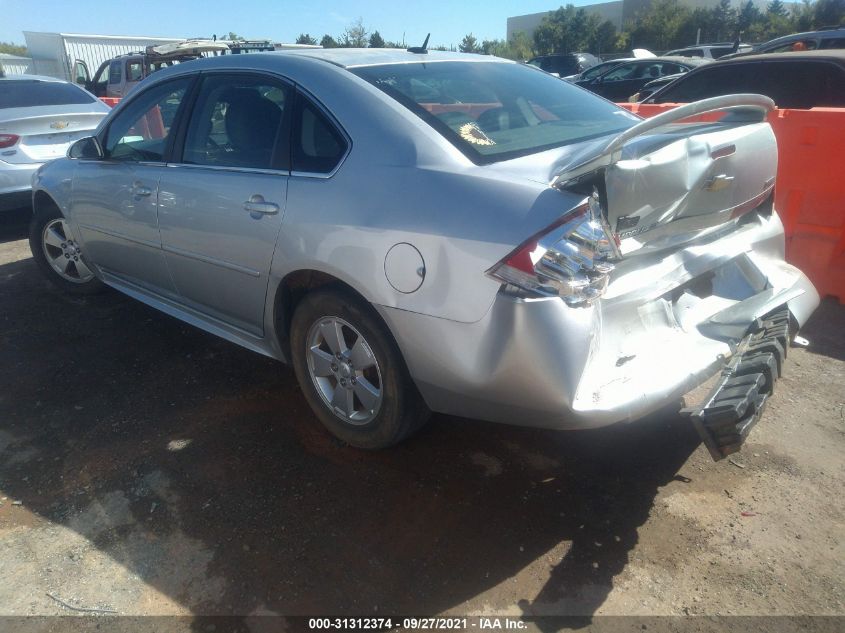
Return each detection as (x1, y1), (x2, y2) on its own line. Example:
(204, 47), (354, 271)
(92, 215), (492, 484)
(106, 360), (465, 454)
(99, 97), (121, 107)
(618, 102), (845, 302)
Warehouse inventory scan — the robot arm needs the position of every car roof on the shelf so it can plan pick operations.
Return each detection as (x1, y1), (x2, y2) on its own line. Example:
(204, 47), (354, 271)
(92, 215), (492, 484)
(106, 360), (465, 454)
(0, 73), (68, 83)
(704, 50), (845, 64)
(756, 26), (845, 48)
(616, 56), (710, 66)
(276, 48), (511, 68)
(669, 43), (750, 50)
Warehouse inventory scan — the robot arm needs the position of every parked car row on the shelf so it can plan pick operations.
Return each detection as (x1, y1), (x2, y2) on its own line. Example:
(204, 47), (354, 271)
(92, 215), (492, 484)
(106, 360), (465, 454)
(528, 27), (845, 106)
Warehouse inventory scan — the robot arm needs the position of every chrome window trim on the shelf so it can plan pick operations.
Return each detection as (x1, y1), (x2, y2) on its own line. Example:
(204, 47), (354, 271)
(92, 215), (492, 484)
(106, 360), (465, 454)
(165, 162), (290, 177)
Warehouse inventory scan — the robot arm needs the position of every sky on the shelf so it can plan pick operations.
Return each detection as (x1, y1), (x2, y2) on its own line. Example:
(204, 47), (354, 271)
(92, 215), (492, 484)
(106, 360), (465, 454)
(0, 0), (588, 49)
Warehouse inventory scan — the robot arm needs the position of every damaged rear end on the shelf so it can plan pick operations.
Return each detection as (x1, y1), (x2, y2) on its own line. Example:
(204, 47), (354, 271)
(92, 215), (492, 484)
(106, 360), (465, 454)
(486, 95), (819, 459)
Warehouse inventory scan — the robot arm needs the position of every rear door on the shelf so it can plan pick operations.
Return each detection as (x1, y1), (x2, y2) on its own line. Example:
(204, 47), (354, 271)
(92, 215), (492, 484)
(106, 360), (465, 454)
(72, 76), (193, 293)
(156, 72), (292, 336)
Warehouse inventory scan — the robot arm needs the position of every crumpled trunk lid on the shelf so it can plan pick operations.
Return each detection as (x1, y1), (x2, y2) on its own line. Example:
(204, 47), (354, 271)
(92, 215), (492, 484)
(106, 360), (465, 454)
(552, 94), (778, 256)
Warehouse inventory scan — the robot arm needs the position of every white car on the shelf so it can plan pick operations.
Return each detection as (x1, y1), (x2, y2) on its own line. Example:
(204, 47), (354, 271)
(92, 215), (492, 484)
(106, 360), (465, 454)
(0, 75), (109, 212)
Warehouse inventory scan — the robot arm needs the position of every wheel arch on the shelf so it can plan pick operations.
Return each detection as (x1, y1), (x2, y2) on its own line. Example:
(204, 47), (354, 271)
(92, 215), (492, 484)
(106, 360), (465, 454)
(271, 268), (397, 361)
(32, 190), (62, 216)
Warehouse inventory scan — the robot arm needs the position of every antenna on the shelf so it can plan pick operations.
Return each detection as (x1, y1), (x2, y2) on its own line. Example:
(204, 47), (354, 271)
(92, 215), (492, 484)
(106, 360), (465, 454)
(407, 33), (430, 54)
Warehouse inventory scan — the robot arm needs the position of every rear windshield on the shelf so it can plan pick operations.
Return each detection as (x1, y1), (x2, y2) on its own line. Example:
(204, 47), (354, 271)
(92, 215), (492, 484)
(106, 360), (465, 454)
(351, 61), (636, 164)
(0, 80), (96, 109)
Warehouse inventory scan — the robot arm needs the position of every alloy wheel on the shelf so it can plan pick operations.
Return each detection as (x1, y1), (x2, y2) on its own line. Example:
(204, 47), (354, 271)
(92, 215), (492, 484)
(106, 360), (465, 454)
(305, 316), (383, 425)
(41, 219), (94, 284)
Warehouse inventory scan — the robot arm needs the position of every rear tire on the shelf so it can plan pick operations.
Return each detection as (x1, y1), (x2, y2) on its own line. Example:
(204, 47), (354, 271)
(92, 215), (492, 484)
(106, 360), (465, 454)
(29, 202), (105, 295)
(290, 287), (430, 449)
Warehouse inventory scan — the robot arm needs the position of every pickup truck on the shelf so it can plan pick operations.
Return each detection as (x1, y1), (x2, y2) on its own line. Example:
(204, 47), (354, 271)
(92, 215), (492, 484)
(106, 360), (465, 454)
(86, 40), (228, 98)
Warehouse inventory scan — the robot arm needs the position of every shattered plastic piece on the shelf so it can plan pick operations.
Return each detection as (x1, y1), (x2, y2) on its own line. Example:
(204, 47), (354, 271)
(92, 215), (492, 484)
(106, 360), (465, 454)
(792, 335), (810, 348)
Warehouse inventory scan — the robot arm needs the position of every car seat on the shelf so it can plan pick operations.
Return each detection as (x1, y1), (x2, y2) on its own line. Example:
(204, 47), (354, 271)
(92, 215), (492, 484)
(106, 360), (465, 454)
(222, 88), (282, 168)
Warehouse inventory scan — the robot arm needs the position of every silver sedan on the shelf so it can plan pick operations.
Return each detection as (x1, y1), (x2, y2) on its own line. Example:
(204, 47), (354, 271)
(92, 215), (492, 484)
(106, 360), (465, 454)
(29, 49), (818, 457)
(0, 75), (109, 211)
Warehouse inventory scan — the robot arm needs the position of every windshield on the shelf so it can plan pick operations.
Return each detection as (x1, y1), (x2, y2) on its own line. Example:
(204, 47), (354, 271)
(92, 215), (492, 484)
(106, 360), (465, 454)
(352, 61), (636, 164)
(0, 80), (96, 109)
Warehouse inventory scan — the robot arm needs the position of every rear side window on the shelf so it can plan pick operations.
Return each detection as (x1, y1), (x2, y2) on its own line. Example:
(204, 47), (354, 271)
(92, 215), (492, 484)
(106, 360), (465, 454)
(820, 38), (845, 49)
(765, 39), (819, 53)
(653, 61), (845, 108)
(0, 81), (96, 109)
(292, 93), (348, 174)
(127, 61), (143, 82)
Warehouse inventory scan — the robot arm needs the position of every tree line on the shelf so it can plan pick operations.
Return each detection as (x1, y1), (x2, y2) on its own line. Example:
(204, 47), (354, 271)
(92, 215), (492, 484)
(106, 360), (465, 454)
(304, 0), (843, 61)
(482, 0), (844, 58)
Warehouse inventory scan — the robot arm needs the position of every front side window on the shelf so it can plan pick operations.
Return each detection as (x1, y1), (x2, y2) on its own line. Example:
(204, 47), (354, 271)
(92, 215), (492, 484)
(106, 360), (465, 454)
(292, 92), (348, 173)
(352, 61), (634, 164)
(108, 60), (122, 85)
(182, 74), (291, 170)
(73, 60), (89, 85)
(92, 63), (109, 93)
(710, 47), (735, 58)
(602, 63), (639, 81)
(582, 61), (619, 81)
(104, 77), (191, 162)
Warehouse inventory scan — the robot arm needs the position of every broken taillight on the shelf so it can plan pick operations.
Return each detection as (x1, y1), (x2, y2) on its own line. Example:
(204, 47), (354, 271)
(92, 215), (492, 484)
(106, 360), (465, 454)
(486, 195), (620, 307)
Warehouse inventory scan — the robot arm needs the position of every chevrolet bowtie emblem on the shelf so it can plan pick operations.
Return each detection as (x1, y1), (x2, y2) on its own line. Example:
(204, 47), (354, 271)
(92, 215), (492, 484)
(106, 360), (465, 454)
(703, 174), (735, 192)
(50, 121), (70, 130)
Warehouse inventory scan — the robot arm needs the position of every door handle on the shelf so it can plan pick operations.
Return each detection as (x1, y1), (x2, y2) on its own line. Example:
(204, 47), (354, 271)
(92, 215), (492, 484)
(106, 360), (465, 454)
(243, 194), (279, 216)
(130, 181), (153, 197)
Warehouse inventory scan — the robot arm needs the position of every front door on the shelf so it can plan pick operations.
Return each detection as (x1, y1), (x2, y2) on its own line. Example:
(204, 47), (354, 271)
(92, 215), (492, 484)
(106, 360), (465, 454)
(157, 73), (292, 336)
(72, 76), (193, 294)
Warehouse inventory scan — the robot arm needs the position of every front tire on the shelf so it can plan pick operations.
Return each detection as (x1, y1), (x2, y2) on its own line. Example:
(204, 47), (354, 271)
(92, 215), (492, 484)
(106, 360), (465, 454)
(290, 288), (429, 449)
(29, 203), (105, 295)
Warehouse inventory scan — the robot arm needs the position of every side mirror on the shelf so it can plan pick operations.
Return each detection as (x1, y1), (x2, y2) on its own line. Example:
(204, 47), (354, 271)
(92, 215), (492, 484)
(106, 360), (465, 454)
(68, 136), (103, 160)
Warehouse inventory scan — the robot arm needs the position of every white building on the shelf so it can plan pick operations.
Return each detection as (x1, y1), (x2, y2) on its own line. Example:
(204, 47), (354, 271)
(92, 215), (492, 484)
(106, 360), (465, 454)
(0, 53), (33, 75)
(23, 31), (184, 83)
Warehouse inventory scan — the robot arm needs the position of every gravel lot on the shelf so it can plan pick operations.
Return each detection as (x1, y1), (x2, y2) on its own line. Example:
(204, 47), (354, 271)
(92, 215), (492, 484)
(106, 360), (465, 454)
(0, 207), (843, 630)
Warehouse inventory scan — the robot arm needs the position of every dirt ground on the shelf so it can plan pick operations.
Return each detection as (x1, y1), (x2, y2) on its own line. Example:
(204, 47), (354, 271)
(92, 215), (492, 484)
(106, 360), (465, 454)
(0, 206), (843, 630)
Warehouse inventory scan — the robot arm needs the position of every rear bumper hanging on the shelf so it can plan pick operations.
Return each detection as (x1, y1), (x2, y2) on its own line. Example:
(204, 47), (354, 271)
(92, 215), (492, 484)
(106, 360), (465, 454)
(690, 307), (791, 461)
